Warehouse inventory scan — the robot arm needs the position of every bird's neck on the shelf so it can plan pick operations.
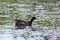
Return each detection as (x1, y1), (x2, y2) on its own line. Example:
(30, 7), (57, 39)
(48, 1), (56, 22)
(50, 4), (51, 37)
(28, 18), (34, 25)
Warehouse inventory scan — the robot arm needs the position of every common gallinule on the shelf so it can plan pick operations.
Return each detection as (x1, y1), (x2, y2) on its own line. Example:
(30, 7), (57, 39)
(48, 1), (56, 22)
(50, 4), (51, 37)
(15, 17), (36, 29)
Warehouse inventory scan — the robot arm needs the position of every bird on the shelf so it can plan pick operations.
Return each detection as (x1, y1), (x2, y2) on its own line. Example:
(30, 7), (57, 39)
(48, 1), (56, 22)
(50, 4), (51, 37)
(15, 17), (36, 29)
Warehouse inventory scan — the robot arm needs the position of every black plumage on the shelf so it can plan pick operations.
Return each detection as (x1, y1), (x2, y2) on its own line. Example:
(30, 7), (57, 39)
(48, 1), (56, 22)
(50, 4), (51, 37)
(15, 17), (36, 29)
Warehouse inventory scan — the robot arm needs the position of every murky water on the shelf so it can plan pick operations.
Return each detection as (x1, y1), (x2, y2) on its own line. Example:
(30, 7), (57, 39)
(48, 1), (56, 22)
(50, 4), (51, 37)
(0, 1), (60, 40)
